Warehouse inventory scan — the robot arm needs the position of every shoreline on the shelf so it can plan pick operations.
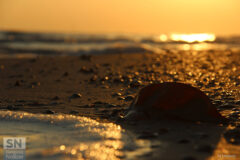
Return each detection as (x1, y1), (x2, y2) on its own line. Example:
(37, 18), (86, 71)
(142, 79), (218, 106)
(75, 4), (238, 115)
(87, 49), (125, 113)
(0, 51), (240, 159)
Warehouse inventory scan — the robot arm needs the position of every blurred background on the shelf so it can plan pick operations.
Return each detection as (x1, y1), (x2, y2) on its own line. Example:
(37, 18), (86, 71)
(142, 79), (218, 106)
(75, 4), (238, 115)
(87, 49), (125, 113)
(0, 0), (240, 57)
(1, 0), (240, 35)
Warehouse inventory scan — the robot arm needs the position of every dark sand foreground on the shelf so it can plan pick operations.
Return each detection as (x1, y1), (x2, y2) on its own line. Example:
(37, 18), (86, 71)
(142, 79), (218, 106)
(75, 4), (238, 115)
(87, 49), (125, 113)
(0, 50), (240, 159)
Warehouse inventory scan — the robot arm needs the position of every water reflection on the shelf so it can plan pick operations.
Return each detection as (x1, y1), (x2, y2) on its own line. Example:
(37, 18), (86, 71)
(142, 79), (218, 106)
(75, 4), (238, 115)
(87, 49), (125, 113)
(0, 111), (150, 160)
(181, 43), (213, 51)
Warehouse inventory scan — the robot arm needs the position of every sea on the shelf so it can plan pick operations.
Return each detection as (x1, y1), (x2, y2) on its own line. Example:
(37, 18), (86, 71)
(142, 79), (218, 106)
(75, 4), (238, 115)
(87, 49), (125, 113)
(0, 31), (240, 58)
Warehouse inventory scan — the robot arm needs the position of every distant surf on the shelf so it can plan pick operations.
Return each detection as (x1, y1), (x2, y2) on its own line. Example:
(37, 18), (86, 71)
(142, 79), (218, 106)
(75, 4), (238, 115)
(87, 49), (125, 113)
(0, 31), (240, 58)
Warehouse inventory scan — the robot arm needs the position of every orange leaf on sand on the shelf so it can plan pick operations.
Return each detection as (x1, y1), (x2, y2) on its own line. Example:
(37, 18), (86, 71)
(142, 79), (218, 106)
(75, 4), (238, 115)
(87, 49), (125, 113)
(124, 82), (227, 123)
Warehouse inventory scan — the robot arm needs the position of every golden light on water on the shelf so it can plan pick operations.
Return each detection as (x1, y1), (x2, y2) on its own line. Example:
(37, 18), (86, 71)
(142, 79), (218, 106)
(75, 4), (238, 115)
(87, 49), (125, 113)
(59, 145), (66, 151)
(171, 33), (216, 43)
(159, 34), (168, 42)
(0, 111), (127, 160)
(180, 43), (212, 51)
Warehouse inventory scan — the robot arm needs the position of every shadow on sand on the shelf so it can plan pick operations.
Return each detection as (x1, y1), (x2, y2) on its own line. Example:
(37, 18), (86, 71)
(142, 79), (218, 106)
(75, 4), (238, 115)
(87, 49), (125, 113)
(118, 119), (229, 160)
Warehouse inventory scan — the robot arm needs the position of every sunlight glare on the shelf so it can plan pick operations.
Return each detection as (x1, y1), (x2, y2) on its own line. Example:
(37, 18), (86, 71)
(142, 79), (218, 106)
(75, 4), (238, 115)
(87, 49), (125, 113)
(171, 33), (216, 43)
(159, 34), (168, 42)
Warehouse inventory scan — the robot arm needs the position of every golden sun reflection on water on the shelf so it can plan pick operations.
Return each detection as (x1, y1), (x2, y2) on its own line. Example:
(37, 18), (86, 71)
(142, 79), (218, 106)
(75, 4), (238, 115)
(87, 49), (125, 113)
(181, 43), (212, 51)
(158, 34), (168, 42)
(171, 33), (216, 43)
(0, 111), (152, 160)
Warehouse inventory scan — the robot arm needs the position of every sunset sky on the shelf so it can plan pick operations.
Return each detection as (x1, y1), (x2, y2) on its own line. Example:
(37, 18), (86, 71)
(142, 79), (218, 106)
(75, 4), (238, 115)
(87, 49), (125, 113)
(0, 0), (240, 35)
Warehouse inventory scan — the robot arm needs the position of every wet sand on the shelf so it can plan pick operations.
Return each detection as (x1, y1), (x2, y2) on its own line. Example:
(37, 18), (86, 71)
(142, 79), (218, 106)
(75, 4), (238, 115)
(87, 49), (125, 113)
(0, 50), (240, 159)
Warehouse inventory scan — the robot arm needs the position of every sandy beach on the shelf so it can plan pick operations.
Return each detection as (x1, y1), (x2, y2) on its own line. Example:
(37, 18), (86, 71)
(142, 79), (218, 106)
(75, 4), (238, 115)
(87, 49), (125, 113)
(1, 0), (240, 159)
(0, 49), (240, 159)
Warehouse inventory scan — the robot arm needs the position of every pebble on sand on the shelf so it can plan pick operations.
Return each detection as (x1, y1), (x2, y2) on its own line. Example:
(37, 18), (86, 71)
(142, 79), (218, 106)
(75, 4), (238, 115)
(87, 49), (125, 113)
(69, 93), (82, 100)
(44, 109), (55, 114)
(15, 80), (21, 86)
(124, 82), (227, 122)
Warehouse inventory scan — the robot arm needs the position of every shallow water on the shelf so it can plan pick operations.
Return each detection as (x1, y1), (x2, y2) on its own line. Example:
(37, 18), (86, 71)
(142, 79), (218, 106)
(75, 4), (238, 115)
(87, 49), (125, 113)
(0, 111), (151, 160)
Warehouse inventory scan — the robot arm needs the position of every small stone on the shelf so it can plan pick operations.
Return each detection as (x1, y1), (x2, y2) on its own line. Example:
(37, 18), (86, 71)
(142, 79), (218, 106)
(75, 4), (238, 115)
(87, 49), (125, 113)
(219, 104), (236, 109)
(62, 72), (69, 77)
(106, 104), (118, 108)
(15, 81), (21, 86)
(113, 77), (124, 83)
(100, 109), (109, 113)
(102, 85), (109, 89)
(90, 75), (98, 82)
(124, 95), (134, 101)
(229, 112), (240, 119)
(129, 80), (142, 88)
(49, 102), (61, 106)
(112, 93), (122, 97)
(28, 101), (45, 106)
(110, 109), (121, 117)
(196, 82), (204, 87)
(79, 66), (94, 74)
(102, 63), (110, 67)
(69, 110), (79, 115)
(77, 104), (90, 108)
(7, 105), (16, 110)
(235, 100), (240, 105)
(224, 97), (235, 101)
(118, 97), (125, 100)
(207, 80), (216, 87)
(93, 101), (104, 105)
(69, 93), (82, 99)
(213, 100), (223, 106)
(52, 96), (60, 100)
(32, 82), (40, 86)
(232, 108), (239, 111)
(44, 110), (55, 114)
